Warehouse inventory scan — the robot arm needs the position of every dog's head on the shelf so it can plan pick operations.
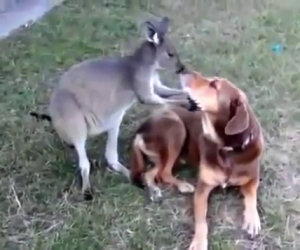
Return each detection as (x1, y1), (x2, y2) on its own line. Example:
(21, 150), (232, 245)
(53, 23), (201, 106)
(180, 71), (250, 142)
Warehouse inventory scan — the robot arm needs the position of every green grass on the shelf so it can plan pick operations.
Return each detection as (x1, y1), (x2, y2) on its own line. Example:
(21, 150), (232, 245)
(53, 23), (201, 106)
(1, 0), (300, 249)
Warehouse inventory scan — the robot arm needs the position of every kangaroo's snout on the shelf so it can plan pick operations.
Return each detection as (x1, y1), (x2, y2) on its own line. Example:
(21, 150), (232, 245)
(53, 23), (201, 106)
(176, 63), (189, 74)
(175, 62), (185, 74)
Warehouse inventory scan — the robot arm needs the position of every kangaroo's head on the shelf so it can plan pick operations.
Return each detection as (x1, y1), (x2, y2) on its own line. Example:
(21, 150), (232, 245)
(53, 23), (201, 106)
(143, 17), (184, 73)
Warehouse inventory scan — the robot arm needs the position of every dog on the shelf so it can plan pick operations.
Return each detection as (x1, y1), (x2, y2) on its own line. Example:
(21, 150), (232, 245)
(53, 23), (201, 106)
(130, 70), (264, 250)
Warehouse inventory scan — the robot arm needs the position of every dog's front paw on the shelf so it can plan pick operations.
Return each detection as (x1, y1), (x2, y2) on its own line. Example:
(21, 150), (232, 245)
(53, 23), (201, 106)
(178, 181), (195, 193)
(243, 208), (261, 237)
(188, 238), (207, 250)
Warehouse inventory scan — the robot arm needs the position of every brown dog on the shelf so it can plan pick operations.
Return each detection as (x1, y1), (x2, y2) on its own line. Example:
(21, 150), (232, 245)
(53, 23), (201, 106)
(130, 71), (264, 250)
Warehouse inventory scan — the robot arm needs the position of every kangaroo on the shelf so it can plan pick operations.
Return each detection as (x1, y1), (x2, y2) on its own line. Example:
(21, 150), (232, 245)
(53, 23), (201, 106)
(31, 16), (197, 200)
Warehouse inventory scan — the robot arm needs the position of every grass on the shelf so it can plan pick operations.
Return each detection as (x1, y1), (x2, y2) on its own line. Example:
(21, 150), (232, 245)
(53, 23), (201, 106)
(0, 0), (300, 249)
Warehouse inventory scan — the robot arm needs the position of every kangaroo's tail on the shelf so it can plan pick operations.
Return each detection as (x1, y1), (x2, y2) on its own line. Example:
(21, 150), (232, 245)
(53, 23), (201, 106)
(30, 112), (52, 123)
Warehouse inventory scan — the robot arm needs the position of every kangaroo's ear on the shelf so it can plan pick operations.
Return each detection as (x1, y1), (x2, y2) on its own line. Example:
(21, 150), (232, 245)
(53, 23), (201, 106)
(143, 20), (160, 45)
(224, 98), (249, 135)
(159, 16), (170, 35)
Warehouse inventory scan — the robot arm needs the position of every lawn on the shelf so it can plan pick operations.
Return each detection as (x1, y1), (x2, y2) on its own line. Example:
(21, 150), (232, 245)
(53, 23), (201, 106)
(0, 0), (300, 249)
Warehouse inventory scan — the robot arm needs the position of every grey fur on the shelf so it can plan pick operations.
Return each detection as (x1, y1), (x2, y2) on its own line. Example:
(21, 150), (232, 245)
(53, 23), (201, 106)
(45, 17), (194, 198)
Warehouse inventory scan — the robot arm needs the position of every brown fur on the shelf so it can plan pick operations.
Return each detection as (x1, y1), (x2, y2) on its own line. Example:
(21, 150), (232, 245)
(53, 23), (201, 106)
(130, 71), (264, 249)
(130, 108), (190, 193)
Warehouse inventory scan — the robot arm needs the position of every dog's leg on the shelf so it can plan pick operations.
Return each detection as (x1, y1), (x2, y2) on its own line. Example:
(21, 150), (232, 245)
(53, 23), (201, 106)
(188, 181), (214, 250)
(160, 167), (195, 194)
(144, 165), (163, 202)
(241, 178), (261, 237)
(105, 112), (129, 179)
(160, 134), (194, 193)
(74, 139), (92, 200)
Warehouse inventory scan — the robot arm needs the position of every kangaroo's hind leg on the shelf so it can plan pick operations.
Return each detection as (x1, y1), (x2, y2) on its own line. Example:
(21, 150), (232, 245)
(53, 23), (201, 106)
(74, 139), (92, 200)
(55, 118), (92, 200)
(50, 91), (92, 200)
(104, 110), (130, 179)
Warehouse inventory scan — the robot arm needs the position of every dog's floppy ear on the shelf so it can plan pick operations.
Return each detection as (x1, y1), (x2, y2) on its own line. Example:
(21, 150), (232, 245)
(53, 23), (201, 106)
(224, 98), (249, 135)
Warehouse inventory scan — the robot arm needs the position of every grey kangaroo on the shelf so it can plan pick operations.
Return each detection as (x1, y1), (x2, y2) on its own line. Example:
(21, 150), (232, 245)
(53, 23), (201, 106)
(31, 17), (197, 200)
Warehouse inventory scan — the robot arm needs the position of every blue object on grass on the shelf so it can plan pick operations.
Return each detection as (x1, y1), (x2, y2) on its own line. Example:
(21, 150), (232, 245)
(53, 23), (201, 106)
(272, 44), (284, 54)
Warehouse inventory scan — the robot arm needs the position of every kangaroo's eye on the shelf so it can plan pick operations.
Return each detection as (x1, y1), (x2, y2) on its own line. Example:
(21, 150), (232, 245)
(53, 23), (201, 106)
(168, 52), (174, 57)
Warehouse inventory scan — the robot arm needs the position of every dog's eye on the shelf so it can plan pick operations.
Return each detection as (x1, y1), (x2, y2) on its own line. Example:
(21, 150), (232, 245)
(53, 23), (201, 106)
(209, 80), (217, 89)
